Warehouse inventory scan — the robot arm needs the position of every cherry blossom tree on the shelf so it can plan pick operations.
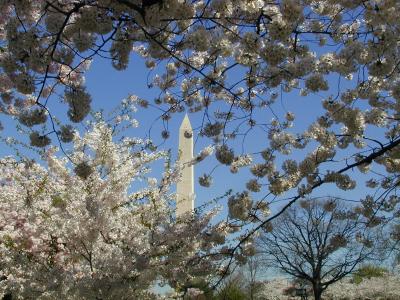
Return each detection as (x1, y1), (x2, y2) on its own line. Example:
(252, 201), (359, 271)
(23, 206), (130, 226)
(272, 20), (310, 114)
(257, 198), (383, 300)
(0, 111), (236, 299)
(1, 0), (400, 290)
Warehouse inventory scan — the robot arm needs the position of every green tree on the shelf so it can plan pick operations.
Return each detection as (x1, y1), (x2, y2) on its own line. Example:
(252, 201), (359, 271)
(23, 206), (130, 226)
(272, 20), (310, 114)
(352, 264), (388, 284)
(214, 273), (247, 300)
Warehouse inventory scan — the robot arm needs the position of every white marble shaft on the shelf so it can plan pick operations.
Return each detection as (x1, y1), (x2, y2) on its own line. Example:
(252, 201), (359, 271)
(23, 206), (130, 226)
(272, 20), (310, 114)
(176, 114), (194, 216)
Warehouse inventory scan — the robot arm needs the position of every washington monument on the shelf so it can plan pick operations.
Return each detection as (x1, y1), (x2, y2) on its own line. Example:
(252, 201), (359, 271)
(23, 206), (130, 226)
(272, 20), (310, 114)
(176, 114), (194, 216)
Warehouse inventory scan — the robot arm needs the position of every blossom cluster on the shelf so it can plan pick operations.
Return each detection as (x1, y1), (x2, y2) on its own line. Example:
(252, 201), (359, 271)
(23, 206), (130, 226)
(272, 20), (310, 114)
(0, 121), (237, 299)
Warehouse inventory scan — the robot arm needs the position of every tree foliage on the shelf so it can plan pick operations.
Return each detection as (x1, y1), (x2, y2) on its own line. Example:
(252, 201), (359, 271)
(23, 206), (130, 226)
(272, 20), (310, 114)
(352, 264), (388, 284)
(1, 0), (400, 293)
(214, 273), (248, 300)
(0, 113), (236, 299)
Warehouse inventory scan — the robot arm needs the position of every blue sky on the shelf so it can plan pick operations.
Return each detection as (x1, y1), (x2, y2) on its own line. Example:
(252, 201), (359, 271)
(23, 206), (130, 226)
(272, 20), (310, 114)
(0, 49), (380, 222)
(83, 53), (377, 216)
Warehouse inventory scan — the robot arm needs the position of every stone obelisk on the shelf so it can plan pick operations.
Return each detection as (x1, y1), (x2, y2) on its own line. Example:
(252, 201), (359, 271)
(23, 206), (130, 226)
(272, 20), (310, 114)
(176, 114), (194, 216)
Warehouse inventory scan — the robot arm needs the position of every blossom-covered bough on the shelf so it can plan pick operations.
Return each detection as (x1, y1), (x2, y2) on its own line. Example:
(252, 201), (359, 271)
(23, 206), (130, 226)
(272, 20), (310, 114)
(0, 116), (235, 299)
(1, 0), (400, 292)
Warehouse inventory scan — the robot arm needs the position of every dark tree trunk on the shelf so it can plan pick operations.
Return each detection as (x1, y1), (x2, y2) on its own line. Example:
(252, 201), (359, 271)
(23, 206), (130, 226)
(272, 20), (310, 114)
(312, 283), (322, 300)
(2, 293), (12, 300)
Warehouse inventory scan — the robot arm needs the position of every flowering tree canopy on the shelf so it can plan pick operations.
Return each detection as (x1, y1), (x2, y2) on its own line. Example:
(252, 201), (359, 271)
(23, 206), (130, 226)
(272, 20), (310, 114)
(1, 0), (400, 290)
(0, 117), (238, 299)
